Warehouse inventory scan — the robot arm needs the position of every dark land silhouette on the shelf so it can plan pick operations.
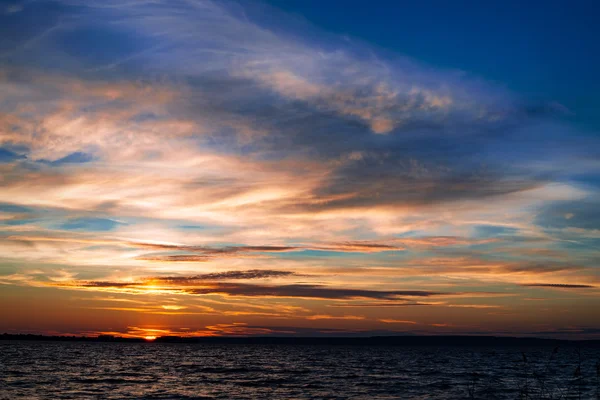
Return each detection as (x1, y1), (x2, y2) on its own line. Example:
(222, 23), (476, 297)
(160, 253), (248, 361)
(2, 333), (599, 347)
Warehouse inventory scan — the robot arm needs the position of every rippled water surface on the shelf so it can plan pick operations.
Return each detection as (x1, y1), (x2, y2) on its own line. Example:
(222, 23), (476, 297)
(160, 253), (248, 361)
(1, 341), (599, 399)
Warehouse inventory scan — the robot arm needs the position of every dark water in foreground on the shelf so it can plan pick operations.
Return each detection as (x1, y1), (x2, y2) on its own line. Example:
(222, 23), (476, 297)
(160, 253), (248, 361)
(1, 341), (599, 399)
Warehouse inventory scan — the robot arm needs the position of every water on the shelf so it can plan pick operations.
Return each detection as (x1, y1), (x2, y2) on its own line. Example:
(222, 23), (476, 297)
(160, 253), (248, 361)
(1, 341), (599, 399)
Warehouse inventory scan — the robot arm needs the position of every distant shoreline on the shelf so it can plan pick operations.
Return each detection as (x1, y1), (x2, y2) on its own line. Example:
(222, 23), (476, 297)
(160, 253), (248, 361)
(2, 333), (599, 347)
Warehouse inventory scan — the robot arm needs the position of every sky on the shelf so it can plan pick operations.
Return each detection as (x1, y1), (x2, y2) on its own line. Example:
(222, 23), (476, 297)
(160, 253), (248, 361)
(0, 0), (599, 340)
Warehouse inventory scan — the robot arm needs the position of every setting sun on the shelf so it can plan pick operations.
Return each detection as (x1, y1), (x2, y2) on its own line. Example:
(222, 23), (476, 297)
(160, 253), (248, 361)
(144, 336), (157, 341)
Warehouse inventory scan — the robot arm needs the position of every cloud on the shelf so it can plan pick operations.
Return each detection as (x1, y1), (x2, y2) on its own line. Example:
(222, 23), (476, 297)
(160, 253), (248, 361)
(133, 241), (404, 261)
(135, 247), (309, 263)
(522, 283), (596, 289)
(131, 237), (497, 260)
(304, 159), (545, 211)
(160, 270), (296, 281)
(104, 323), (383, 338)
(136, 255), (212, 262)
(0, 0), (590, 242)
(60, 278), (447, 300)
(305, 314), (365, 320)
(379, 319), (417, 324)
(46, 151), (94, 166)
(329, 302), (433, 308)
(132, 243), (299, 254)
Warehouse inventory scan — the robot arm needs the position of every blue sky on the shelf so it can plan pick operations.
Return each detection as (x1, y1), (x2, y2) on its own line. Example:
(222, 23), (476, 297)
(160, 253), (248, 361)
(266, 0), (600, 128)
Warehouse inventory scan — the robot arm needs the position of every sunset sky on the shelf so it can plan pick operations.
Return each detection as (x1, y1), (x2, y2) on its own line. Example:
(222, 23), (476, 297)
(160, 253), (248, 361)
(1, 0), (599, 339)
